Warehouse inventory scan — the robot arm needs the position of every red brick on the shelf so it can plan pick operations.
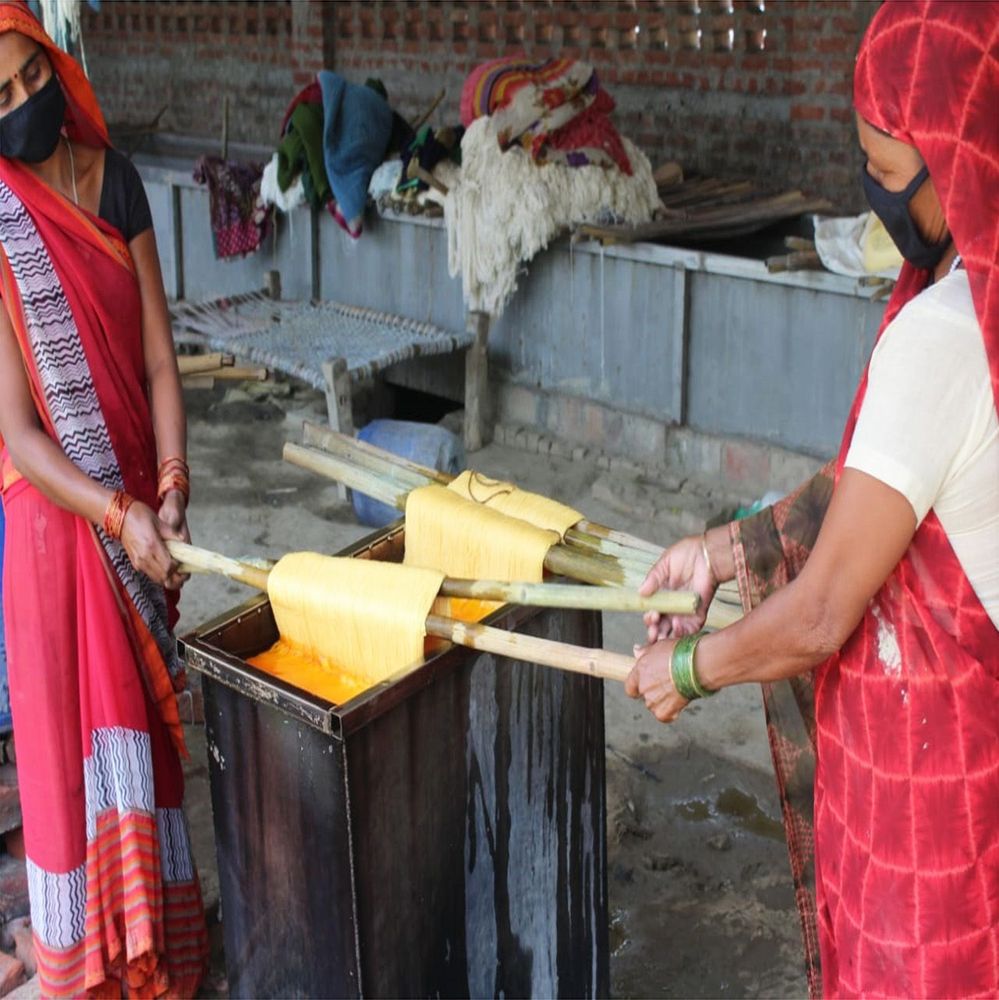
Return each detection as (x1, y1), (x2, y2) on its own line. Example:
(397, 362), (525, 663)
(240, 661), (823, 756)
(790, 104), (825, 122)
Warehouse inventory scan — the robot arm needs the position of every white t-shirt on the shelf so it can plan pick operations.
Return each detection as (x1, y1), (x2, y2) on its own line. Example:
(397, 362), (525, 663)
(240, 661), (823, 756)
(845, 269), (999, 629)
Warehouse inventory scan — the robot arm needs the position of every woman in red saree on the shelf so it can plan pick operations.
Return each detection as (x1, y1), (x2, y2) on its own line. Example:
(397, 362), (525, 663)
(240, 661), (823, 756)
(630, 2), (999, 997)
(0, 3), (207, 997)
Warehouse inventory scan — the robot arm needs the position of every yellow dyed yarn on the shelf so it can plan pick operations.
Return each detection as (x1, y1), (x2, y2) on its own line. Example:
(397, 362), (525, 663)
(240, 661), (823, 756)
(255, 553), (444, 694)
(448, 470), (582, 539)
(404, 484), (558, 582)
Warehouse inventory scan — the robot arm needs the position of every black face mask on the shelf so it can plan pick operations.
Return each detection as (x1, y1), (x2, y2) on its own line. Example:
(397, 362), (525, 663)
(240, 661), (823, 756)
(861, 162), (949, 271)
(0, 75), (66, 163)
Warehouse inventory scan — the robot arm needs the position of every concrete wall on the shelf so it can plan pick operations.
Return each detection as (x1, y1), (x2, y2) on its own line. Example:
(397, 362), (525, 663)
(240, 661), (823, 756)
(84, 0), (876, 213)
(142, 157), (886, 466)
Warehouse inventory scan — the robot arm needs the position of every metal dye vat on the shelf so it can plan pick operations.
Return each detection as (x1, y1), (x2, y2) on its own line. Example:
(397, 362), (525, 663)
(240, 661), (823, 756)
(180, 523), (609, 998)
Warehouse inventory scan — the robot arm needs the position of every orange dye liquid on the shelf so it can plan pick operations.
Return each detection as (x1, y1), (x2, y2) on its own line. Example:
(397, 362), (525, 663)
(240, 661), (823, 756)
(247, 596), (500, 706)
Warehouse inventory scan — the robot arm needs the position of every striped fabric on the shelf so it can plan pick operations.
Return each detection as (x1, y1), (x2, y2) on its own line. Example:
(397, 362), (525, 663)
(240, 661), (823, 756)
(0, 5), (209, 996)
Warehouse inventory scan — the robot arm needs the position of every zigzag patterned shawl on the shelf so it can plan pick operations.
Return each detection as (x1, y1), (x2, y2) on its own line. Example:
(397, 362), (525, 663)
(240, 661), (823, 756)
(0, 3), (207, 995)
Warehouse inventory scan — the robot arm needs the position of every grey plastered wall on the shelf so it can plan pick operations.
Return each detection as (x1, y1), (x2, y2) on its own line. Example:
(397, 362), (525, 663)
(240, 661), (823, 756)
(140, 158), (887, 458)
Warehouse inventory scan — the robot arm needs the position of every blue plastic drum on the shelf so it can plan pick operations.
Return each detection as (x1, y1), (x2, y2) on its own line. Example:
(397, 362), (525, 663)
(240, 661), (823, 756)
(352, 419), (465, 528)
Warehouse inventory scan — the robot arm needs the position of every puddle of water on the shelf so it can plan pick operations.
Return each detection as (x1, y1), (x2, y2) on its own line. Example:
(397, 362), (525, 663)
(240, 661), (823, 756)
(671, 788), (785, 842)
(674, 798), (711, 822)
(715, 787), (785, 841)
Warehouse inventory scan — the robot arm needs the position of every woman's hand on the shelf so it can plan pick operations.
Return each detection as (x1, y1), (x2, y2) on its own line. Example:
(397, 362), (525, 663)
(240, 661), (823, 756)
(640, 535), (717, 643)
(158, 490), (190, 543)
(625, 639), (689, 724)
(120, 500), (188, 590)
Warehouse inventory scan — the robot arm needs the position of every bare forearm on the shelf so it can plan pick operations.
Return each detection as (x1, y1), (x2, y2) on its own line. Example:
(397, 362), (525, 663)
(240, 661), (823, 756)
(148, 361), (186, 464)
(695, 578), (841, 690)
(7, 427), (114, 523)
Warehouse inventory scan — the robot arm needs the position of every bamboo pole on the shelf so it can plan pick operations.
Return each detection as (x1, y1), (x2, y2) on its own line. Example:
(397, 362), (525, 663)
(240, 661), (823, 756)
(302, 421), (451, 485)
(283, 443), (652, 590)
(169, 541), (270, 591)
(168, 541), (691, 615)
(296, 422), (665, 562)
(562, 527), (656, 575)
(167, 542), (638, 683)
(425, 615), (632, 683)
(176, 352), (234, 375)
(439, 579), (696, 615)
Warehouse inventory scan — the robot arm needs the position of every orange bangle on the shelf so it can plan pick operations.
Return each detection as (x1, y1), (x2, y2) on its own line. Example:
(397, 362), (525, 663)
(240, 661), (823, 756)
(157, 456), (190, 504)
(157, 472), (190, 505)
(102, 490), (135, 540)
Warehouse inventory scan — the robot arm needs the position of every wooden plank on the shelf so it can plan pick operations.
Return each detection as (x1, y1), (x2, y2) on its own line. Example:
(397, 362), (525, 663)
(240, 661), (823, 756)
(463, 310), (490, 452)
(321, 358), (353, 500)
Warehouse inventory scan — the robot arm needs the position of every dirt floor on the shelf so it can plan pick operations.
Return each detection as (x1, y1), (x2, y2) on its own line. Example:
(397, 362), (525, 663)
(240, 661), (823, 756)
(177, 380), (808, 999)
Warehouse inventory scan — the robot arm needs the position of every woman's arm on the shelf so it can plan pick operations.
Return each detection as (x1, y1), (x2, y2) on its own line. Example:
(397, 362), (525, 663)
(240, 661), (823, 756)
(0, 304), (183, 586)
(639, 461), (836, 642)
(129, 227), (189, 542)
(627, 468), (917, 720)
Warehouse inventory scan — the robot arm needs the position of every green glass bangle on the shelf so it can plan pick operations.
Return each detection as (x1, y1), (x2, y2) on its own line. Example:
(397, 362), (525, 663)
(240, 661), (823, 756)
(670, 632), (715, 701)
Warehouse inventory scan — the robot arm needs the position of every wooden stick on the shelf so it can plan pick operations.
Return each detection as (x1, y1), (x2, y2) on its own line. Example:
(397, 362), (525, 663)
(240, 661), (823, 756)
(170, 537), (690, 616)
(439, 578), (696, 615)
(210, 365), (269, 381)
(168, 541), (638, 682)
(297, 421), (664, 562)
(169, 541), (270, 591)
(562, 527), (656, 575)
(425, 615), (632, 683)
(406, 160), (449, 196)
(302, 421), (449, 485)
(409, 88), (445, 132)
(283, 443), (650, 589)
(177, 352), (234, 375)
(572, 519), (664, 559)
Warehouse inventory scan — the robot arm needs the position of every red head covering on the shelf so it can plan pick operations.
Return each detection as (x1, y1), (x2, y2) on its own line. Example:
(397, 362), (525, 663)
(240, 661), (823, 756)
(853, 0), (999, 414)
(0, 0), (107, 148)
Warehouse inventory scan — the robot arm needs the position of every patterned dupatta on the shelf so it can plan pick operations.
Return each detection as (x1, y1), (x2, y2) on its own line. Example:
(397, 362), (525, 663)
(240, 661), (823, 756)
(731, 4), (999, 996)
(0, 163), (186, 745)
(0, 4), (207, 995)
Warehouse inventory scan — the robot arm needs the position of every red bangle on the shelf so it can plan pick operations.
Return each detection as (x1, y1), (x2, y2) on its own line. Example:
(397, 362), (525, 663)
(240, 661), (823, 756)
(102, 490), (135, 540)
(157, 456), (190, 505)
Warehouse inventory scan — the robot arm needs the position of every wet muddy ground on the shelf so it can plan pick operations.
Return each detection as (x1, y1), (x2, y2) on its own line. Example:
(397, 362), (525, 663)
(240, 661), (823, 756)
(179, 382), (808, 998)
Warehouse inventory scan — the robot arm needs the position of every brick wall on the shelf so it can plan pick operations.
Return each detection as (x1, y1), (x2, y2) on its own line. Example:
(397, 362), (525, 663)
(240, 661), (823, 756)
(81, 0), (877, 212)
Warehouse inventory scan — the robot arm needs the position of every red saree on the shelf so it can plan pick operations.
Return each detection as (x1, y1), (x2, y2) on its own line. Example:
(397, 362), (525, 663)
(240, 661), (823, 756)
(0, 4), (207, 996)
(732, 3), (999, 996)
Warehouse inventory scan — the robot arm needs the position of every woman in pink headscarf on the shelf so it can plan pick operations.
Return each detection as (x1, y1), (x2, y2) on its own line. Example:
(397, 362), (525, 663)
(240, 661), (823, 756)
(0, 2), (206, 995)
(630, 3), (999, 996)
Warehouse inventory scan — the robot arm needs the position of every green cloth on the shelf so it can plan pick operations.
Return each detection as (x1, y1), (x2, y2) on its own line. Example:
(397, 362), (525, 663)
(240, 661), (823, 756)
(276, 103), (330, 207)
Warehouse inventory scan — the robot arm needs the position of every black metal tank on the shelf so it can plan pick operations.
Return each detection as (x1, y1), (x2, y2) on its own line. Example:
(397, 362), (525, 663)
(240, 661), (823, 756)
(181, 524), (610, 998)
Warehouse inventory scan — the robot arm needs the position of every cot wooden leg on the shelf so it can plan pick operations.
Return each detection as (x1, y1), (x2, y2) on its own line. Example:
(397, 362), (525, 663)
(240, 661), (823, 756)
(464, 310), (491, 452)
(322, 357), (353, 500)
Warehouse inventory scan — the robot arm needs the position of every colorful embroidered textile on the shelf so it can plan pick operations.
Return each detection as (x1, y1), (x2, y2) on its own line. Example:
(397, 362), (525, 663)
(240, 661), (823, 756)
(732, 3), (999, 996)
(459, 57), (632, 174)
(0, 3), (208, 995)
(192, 154), (271, 259)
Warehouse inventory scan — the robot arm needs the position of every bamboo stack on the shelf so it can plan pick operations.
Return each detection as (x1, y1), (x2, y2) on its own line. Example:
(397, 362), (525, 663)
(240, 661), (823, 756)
(283, 422), (745, 630)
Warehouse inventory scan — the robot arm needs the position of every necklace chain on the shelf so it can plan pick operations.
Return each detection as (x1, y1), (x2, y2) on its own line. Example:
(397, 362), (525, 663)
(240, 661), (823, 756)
(64, 136), (79, 207)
